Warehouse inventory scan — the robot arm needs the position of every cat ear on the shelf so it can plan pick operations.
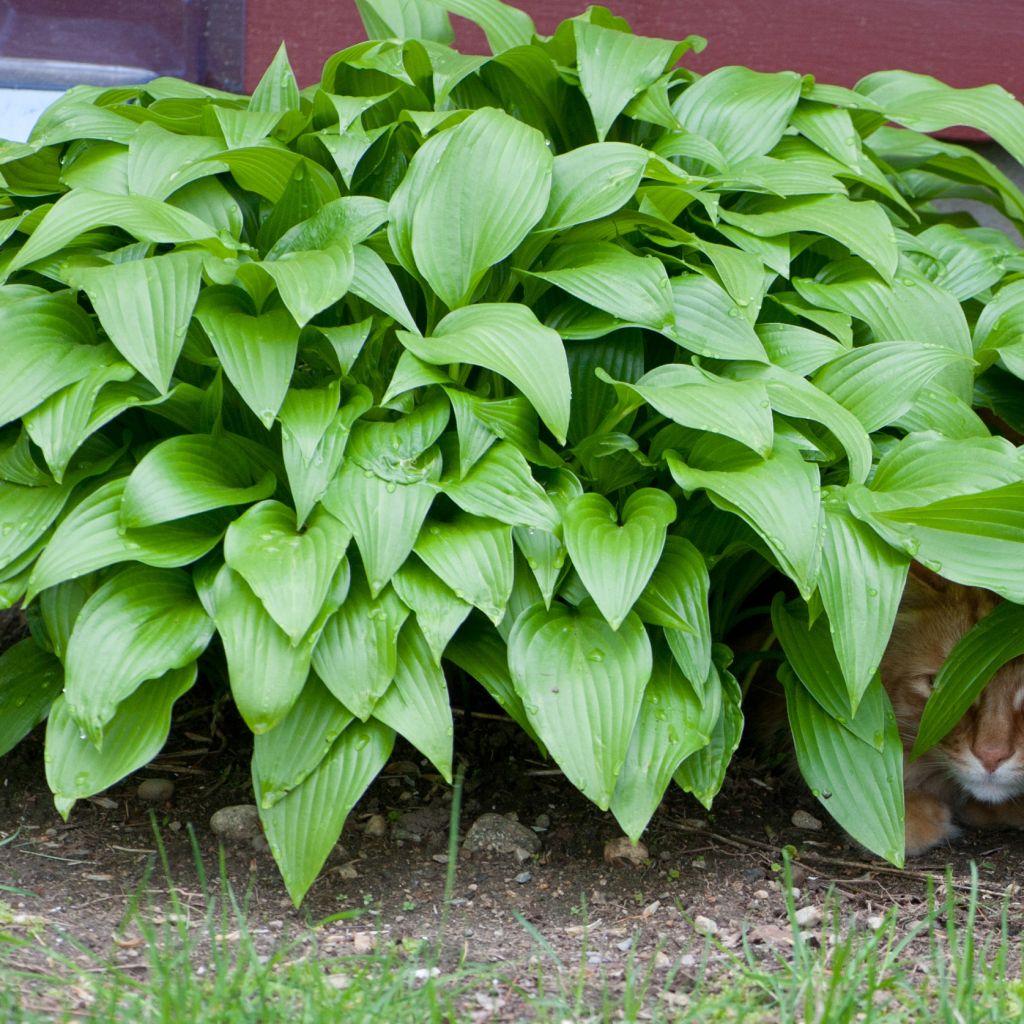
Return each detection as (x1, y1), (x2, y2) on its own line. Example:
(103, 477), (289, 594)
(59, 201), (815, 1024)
(902, 561), (949, 607)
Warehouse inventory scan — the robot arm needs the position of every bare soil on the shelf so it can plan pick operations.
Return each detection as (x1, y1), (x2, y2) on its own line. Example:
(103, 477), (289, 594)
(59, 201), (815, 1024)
(2, 620), (1023, 1018)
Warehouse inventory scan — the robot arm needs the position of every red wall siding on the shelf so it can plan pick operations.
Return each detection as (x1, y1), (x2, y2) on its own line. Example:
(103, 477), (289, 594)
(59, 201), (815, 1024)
(246, 0), (1024, 98)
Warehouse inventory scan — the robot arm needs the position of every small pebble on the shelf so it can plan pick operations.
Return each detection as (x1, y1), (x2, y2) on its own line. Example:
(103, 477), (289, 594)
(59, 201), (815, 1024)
(533, 813), (551, 830)
(795, 906), (822, 928)
(210, 804), (261, 841)
(364, 814), (387, 837)
(352, 932), (376, 954)
(693, 915), (718, 936)
(753, 889), (770, 900)
(514, 871), (532, 884)
(867, 915), (885, 930)
(791, 809), (822, 831)
(742, 867), (765, 883)
(137, 779), (174, 804)
(616, 937), (634, 952)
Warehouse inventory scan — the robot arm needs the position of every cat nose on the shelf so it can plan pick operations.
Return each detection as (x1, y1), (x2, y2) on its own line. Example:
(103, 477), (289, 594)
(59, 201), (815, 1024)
(973, 744), (1014, 774)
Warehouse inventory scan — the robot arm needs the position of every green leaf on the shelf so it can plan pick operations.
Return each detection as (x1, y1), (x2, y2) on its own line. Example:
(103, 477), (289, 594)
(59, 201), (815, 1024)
(72, 251), (205, 392)
(391, 559), (471, 664)
(672, 66), (802, 163)
(668, 437), (822, 598)
(601, 364), (773, 457)
(27, 476), (227, 600)
(429, 0), (534, 53)
(258, 244), (354, 327)
(121, 433), (277, 528)
(854, 482), (1024, 604)
(64, 567), (213, 743)
(224, 501), (351, 643)
(573, 20), (687, 142)
(508, 600), (652, 810)
(664, 275), (768, 362)
(610, 644), (717, 839)
(441, 440), (559, 530)
(355, 0), (454, 43)
(563, 489), (675, 629)
(46, 664), (195, 810)
(814, 340), (970, 432)
(194, 288), (300, 428)
(250, 43), (301, 114)
(529, 243), (674, 329)
(720, 195), (899, 283)
(672, 663), (743, 809)
(634, 535), (709, 638)
(322, 458), (440, 596)
(389, 107), (552, 308)
(818, 500), (910, 709)
(413, 513), (513, 626)
(913, 601), (1024, 759)
(252, 672), (354, 809)
(539, 143), (648, 231)
(0, 639), (63, 757)
(350, 244), (419, 333)
(373, 620), (454, 780)
(0, 292), (114, 426)
(772, 596), (886, 745)
(0, 479), (73, 573)
(257, 718), (394, 905)
(196, 563), (319, 734)
(311, 573), (409, 720)
(398, 304), (571, 444)
(856, 71), (1024, 165)
(794, 265), (973, 403)
(4, 189), (224, 278)
(782, 664), (904, 865)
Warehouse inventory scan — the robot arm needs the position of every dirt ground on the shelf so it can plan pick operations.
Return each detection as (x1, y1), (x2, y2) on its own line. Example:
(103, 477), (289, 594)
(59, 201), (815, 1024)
(2, 625), (1023, 1018)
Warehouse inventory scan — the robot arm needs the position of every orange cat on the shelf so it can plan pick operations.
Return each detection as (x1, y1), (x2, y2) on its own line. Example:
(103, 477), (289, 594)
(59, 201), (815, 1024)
(882, 568), (1024, 854)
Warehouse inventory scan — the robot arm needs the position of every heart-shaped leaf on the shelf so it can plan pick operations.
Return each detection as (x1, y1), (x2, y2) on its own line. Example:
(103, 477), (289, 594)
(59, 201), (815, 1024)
(563, 489), (676, 629)
(508, 600), (652, 809)
(391, 559), (472, 664)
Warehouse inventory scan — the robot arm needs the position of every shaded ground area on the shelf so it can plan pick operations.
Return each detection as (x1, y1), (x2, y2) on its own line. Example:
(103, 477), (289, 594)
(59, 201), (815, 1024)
(2, 662), (1024, 1023)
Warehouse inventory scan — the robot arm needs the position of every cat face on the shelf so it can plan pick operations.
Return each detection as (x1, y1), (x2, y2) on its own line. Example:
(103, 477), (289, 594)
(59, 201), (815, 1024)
(881, 570), (1024, 805)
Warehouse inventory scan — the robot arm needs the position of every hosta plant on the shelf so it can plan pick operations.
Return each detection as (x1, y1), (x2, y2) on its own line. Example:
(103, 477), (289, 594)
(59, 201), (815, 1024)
(2, 0), (1024, 904)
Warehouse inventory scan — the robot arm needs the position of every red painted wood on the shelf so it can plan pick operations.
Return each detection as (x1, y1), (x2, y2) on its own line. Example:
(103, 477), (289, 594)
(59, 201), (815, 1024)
(245, 1), (1024, 119)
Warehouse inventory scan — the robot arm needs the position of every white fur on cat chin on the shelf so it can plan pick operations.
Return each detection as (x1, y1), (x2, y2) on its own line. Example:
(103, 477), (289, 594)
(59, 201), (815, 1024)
(958, 763), (1024, 804)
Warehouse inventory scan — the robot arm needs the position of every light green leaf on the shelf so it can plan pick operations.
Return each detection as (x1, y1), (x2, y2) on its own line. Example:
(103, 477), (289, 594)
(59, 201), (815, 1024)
(913, 601), (1024, 759)
(26, 477), (227, 600)
(4, 189), (224, 278)
(539, 143), (649, 231)
(819, 500), (910, 709)
(258, 244), (354, 327)
(257, 718), (394, 906)
(225, 501), (351, 643)
(634, 535), (709, 639)
(757, 322), (848, 376)
(720, 195), (899, 283)
(814, 340), (970, 432)
(601, 364), (773, 457)
(398, 303), (571, 444)
(664, 274), (768, 362)
(529, 243), (674, 329)
(672, 66), (802, 163)
(322, 456), (440, 596)
(250, 43), (301, 114)
(373, 620), (454, 780)
(856, 70), (1024, 165)
(194, 288), (300, 427)
(428, 0), (533, 53)
(253, 672), (354, 809)
(574, 20), (687, 141)
(121, 433), (277, 528)
(563, 489), (675, 629)
(391, 558), (471, 664)
(413, 513), (513, 625)
(389, 107), (552, 308)
(782, 664), (904, 865)
(72, 251), (205, 392)
(196, 563), (317, 734)
(0, 479), (73, 573)
(38, 577), (96, 662)
(46, 664), (195, 811)
(508, 600), (652, 810)
(441, 440), (559, 530)
(610, 644), (717, 839)
(311, 573), (409, 720)
(355, 0), (454, 43)
(672, 662), (743, 809)
(0, 639), (63, 757)
(350, 244), (419, 333)
(668, 436), (822, 598)
(64, 567), (213, 743)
